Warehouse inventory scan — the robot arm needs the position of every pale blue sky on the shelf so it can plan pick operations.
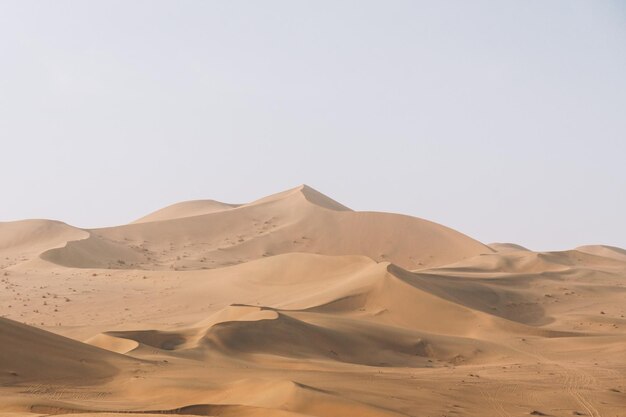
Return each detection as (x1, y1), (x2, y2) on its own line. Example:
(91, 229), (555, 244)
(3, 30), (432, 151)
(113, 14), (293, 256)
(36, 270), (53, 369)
(1, 1), (624, 250)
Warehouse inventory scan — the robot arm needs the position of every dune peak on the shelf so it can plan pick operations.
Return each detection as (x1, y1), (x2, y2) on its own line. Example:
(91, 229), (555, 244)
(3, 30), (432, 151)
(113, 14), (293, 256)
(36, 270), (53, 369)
(246, 184), (352, 211)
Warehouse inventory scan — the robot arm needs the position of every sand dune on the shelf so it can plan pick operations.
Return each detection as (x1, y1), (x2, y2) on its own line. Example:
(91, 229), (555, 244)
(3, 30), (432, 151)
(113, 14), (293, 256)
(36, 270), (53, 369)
(1, 186), (625, 417)
(132, 199), (241, 224)
(576, 244), (626, 261)
(0, 317), (135, 384)
(489, 242), (530, 252)
(39, 185), (491, 271)
(0, 220), (88, 268)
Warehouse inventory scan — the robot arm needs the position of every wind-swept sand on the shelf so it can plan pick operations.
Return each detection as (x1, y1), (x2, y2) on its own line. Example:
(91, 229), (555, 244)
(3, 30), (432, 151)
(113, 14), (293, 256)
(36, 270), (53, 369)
(1, 185), (625, 417)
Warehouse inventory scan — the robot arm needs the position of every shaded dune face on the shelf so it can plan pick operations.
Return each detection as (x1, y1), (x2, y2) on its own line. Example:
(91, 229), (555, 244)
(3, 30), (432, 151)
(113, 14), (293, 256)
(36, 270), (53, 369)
(202, 312), (481, 367)
(97, 306), (495, 368)
(1, 185), (625, 417)
(0, 317), (137, 385)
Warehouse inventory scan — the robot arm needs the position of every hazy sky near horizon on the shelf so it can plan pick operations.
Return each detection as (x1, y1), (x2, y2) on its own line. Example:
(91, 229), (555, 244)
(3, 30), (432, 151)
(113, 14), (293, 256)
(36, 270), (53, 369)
(1, 1), (625, 251)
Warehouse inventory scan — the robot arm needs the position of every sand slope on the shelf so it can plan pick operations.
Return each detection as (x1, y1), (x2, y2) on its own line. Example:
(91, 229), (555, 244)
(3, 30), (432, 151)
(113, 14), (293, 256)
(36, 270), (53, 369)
(0, 317), (135, 385)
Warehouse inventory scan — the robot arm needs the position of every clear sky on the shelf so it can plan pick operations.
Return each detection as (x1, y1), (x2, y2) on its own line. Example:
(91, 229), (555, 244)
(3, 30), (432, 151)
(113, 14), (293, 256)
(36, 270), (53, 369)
(1, 1), (625, 251)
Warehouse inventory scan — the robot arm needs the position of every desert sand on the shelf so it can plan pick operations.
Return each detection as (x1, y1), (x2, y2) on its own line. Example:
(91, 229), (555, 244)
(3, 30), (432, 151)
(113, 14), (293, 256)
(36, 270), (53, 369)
(0, 185), (624, 417)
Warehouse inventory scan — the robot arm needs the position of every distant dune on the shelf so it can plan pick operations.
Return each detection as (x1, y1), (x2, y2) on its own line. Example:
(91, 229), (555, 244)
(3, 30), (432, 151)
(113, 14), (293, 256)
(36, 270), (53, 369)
(576, 244), (626, 261)
(40, 185), (492, 271)
(132, 199), (241, 224)
(488, 242), (530, 252)
(1, 185), (625, 417)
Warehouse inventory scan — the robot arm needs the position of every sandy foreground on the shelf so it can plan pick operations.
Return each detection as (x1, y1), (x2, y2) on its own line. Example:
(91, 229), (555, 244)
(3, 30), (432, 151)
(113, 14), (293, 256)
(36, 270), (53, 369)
(1, 185), (625, 417)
